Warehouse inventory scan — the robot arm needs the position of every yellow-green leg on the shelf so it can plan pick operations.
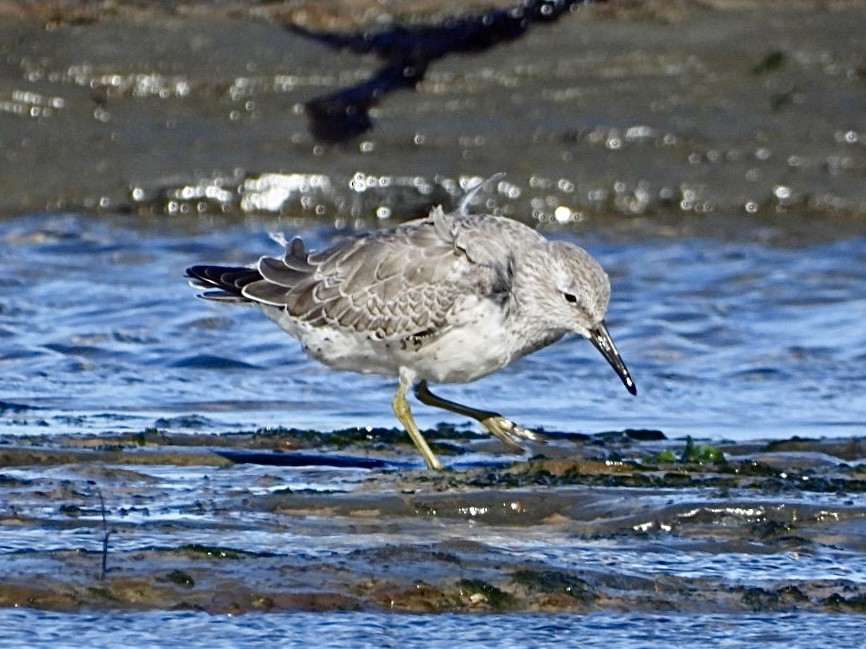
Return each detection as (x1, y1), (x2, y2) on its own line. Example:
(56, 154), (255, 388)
(392, 375), (443, 470)
(414, 380), (545, 451)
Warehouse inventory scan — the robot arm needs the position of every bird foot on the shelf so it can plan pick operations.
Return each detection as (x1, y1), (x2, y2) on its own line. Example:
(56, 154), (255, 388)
(480, 416), (546, 451)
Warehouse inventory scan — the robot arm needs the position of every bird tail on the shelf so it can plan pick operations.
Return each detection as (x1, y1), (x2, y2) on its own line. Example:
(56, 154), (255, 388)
(185, 265), (263, 304)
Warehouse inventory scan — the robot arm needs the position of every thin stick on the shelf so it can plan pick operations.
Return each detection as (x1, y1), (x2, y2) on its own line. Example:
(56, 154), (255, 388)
(96, 489), (112, 581)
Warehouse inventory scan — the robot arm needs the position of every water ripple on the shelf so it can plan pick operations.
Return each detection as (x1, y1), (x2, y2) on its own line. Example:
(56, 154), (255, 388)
(0, 609), (864, 648)
(1, 213), (864, 440)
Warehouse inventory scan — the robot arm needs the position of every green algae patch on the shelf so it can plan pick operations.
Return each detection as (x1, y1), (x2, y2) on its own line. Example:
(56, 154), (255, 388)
(456, 579), (517, 611)
(159, 570), (195, 588)
(179, 545), (260, 560)
(823, 593), (866, 613)
(655, 449), (679, 463)
(681, 436), (726, 464)
(512, 570), (596, 605)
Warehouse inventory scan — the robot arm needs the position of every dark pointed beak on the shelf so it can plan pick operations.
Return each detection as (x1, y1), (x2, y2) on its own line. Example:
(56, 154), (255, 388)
(589, 321), (637, 395)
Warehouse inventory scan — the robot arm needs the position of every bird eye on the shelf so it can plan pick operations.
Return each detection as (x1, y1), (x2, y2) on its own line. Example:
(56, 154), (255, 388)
(563, 292), (578, 304)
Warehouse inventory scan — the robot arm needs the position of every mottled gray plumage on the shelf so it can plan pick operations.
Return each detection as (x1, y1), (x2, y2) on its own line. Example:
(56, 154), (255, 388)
(187, 177), (636, 469)
(254, 212), (529, 342)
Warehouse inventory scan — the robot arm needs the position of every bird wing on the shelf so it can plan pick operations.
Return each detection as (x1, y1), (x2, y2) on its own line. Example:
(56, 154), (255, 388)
(242, 209), (523, 342)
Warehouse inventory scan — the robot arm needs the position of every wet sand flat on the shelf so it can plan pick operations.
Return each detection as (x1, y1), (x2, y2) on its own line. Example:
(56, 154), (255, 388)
(2, 429), (865, 614)
(0, 0), (864, 238)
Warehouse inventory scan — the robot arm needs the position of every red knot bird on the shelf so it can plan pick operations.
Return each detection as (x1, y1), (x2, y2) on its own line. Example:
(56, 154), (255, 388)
(187, 176), (636, 469)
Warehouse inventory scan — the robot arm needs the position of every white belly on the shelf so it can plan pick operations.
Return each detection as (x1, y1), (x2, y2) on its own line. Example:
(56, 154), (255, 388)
(261, 302), (538, 384)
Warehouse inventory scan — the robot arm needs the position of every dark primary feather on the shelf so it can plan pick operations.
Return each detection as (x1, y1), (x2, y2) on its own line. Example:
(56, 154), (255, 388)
(186, 265), (262, 303)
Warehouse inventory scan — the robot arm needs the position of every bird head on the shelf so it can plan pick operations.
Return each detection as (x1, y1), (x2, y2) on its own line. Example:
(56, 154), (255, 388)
(545, 241), (637, 396)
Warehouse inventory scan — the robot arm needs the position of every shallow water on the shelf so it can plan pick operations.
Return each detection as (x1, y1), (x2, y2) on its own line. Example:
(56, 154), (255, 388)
(1, 211), (864, 441)
(2, 609), (865, 648)
(2, 0), (866, 643)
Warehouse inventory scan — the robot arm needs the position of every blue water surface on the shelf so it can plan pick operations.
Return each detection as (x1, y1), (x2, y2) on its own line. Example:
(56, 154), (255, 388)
(1, 212), (864, 442)
(2, 609), (865, 648)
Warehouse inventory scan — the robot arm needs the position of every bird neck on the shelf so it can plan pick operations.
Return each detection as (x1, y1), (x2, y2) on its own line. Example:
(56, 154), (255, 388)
(505, 249), (570, 355)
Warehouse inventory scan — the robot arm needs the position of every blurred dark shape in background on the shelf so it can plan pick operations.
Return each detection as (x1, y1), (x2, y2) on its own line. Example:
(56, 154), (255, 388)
(288, 0), (605, 143)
